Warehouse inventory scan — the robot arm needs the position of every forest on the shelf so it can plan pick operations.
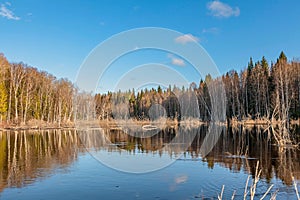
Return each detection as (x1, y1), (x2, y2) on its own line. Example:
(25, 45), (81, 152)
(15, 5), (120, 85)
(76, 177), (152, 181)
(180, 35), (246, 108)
(0, 51), (299, 127)
(0, 54), (73, 126)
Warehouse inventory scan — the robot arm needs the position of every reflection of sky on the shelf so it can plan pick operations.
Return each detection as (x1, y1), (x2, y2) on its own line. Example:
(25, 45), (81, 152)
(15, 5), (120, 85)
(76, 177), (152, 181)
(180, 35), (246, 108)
(2, 150), (292, 200)
(1, 145), (298, 200)
(90, 148), (176, 173)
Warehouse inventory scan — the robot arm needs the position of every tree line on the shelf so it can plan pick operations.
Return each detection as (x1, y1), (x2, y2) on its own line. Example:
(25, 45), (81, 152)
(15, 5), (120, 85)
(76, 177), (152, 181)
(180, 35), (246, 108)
(222, 52), (299, 123)
(0, 54), (74, 126)
(0, 51), (299, 126)
(95, 52), (300, 124)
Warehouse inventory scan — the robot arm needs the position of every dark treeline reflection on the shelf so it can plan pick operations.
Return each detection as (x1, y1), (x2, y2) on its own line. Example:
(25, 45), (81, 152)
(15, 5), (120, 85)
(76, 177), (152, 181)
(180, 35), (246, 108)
(201, 125), (300, 185)
(0, 126), (299, 193)
(81, 125), (300, 185)
(0, 130), (82, 192)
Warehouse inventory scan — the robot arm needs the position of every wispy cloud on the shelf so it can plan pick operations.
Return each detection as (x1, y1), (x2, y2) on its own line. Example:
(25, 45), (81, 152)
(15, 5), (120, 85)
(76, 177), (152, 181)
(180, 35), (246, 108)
(202, 27), (220, 34)
(207, 1), (240, 18)
(168, 54), (185, 67)
(0, 3), (20, 20)
(175, 34), (199, 44)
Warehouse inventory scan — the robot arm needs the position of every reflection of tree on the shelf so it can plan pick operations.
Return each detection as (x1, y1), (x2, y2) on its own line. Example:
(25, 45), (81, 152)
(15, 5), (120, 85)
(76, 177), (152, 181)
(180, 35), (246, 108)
(86, 125), (300, 185)
(0, 130), (82, 193)
(274, 147), (299, 185)
(200, 125), (300, 185)
(1, 126), (298, 193)
(78, 128), (177, 155)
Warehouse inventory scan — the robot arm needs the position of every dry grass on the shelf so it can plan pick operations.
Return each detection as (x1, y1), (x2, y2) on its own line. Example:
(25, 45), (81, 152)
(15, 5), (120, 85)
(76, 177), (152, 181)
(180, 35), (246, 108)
(96, 117), (210, 130)
(292, 176), (300, 200)
(0, 119), (75, 130)
(217, 185), (225, 200)
(249, 161), (262, 199)
(230, 116), (286, 127)
(217, 161), (277, 200)
(231, 190), (236, 200)
(291, 119), (300, 125)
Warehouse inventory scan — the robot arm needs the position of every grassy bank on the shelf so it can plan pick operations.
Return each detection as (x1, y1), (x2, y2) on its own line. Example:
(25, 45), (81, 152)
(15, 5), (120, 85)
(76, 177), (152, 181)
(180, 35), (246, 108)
(1, 117), (299, 131)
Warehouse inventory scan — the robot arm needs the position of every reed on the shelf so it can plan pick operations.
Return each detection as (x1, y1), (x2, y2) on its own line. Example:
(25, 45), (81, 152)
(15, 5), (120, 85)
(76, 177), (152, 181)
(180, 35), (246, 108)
(292, 176), (300, 200)
(218, 161), (276, 200)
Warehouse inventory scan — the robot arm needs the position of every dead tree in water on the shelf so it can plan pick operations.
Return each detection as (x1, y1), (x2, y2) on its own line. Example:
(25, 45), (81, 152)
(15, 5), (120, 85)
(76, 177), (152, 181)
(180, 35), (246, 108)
(270, 52), (294, 146)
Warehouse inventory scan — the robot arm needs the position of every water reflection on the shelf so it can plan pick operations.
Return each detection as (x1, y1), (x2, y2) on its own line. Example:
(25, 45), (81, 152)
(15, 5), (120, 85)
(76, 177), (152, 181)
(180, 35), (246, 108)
(0, 125), (299, 194)
(0, 130), (82, 192)
(202, 125), (300, 186)
(78, 125), (300, 184)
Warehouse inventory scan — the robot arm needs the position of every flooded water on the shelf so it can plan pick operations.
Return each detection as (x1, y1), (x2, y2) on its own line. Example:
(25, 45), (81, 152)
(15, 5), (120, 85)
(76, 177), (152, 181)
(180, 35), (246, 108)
(0, 125), (299, 199)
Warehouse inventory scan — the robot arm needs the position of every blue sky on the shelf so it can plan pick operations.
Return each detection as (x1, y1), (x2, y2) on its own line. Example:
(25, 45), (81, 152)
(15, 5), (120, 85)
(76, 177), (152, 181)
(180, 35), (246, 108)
(1, 0), (300, 92)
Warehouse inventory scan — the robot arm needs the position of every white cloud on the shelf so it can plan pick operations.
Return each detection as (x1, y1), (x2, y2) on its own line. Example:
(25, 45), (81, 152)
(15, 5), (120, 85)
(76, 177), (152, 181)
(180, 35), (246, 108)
(133, 46), (139, 50)
(202, 27), (220, 34)
(0, 3), (20, 20)
(168, 54), (185, 67)
(172, 58), (185, 66)
(207, 1), (240, 18)
(175, 34), (199, 44)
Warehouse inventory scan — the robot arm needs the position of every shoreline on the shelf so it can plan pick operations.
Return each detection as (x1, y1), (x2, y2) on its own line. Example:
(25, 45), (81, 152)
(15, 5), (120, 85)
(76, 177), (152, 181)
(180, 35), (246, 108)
(0, 125), (75, 131)
(0, 118), (299, 131)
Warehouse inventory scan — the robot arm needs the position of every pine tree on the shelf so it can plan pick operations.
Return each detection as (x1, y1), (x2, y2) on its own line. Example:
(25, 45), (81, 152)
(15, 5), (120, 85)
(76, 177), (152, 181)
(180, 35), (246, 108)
(157, 85), (162, 94)
(278, 51), (287, 63)
(247, 57), (254, 72)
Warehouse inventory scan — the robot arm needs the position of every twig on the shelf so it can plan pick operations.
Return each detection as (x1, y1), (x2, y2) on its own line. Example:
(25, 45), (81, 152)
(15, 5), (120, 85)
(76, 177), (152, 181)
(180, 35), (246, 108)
(244, 175), (250, 200)
(260, 184), (274, 200)
(250, 161), (262, 200)
(231, 190), (236, 200)
(292, 176), (300, 200)
(218, 185), (225, 200)
(270, 190), (278, 200)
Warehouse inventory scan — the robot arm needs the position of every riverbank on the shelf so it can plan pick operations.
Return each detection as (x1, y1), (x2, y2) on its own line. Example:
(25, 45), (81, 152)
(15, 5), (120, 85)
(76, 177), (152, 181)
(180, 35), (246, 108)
(0, 118), (299, 131)
(230, 117), (300, 126)
(0, 119), (75, 131)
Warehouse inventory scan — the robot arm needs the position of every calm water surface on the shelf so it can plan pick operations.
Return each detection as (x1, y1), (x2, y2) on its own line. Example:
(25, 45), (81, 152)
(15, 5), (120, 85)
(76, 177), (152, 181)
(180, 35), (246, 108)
(0, 125), (299, 199)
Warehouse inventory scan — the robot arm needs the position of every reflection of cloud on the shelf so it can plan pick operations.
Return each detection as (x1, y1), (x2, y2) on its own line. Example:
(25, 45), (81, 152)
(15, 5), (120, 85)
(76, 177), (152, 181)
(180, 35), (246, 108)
(170, 175), (188, 191)
(168, 54), (185, 67)
(207, 1), (240, 18)
(175, 175), (188, 184)
(175, 34), (199, 44)
(0, 3), (20, 20)
(202, 27), (220, 34)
